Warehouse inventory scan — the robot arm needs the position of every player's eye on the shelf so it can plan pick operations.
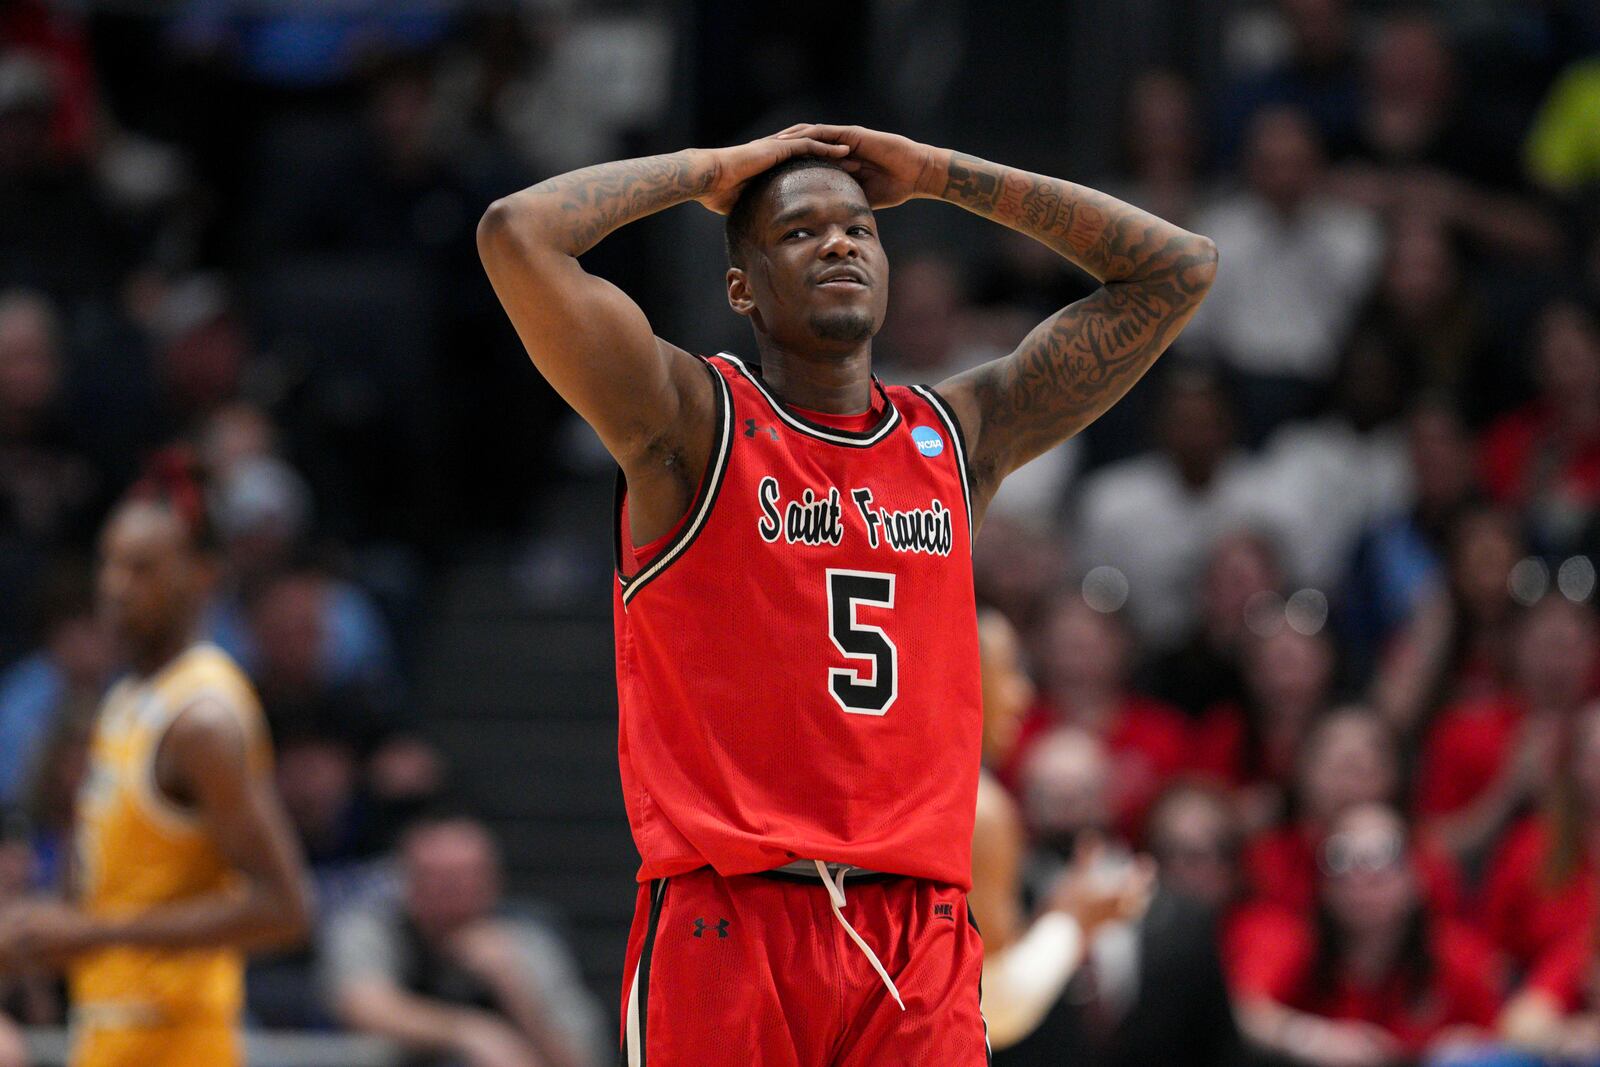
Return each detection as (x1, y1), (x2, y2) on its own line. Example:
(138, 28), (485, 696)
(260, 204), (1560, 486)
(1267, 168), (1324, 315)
(849, 226), (873, 237)
(783, 229), (811, 240)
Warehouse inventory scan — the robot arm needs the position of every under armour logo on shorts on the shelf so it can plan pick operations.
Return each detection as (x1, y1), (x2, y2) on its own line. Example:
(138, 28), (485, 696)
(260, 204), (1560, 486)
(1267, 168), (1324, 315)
(693, 917), (730, 938)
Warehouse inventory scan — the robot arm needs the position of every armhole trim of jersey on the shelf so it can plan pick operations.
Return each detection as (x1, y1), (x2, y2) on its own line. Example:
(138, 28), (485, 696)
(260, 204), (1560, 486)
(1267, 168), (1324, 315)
(135, 684), (240, 836)
(909, 384), (973, 546)
(618, 359), (733, 606)
(715, 352), (901, 447)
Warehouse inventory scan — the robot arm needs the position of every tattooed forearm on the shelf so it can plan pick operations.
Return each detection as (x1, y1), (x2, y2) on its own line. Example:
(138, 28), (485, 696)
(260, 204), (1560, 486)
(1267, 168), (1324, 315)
(508, 150), (716, 257)
(930, 151), (1218, 498)
(938, 152), (1181, 283)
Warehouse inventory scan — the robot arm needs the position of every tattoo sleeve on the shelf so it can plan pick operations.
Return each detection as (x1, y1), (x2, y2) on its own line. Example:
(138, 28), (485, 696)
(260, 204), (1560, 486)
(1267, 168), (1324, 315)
(931, 152), (1218, 500)
(516, 150), (716, 257)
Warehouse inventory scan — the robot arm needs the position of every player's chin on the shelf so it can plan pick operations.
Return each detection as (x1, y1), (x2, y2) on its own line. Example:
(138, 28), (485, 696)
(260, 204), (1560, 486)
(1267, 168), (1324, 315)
(807, 307), (878, 344)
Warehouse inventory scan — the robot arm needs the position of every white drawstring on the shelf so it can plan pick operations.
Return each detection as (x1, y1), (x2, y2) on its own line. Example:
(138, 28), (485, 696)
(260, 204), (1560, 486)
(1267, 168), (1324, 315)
(813, 860), (906, 1011)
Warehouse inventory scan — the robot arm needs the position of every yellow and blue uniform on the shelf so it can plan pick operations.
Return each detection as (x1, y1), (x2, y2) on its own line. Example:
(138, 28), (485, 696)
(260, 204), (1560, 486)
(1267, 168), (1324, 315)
(68, 643), (269, 1067)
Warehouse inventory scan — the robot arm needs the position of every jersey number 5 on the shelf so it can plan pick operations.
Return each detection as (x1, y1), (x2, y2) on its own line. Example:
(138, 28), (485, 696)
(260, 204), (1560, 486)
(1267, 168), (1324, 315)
(826, 569), (897, 715)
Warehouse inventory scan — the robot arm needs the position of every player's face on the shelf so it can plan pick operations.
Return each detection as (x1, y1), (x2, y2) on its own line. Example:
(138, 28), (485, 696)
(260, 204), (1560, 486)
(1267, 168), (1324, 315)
(97, 503), (200, 651)
(728, 168), (889, 351)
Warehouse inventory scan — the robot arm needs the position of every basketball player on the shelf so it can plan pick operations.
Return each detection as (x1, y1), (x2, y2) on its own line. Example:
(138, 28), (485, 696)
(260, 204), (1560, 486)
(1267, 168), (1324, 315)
(478, 123), (1216, 1064)
(0, 465), (312, 1067)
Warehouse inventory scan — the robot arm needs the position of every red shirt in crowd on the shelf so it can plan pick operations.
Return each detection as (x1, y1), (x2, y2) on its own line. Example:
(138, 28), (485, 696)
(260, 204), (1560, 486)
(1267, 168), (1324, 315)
(1484, 816), (1597, 972)
(1415, 693), (1526, 818)
(1242, 825), (1466, 919)
(1228, 907), (1504, 1054)
(1481, 403), (1600, 513)
(1188, 701), (1299, 790)
(1005, 694), (1189, 840)
(1525, 929), (1598, 1014)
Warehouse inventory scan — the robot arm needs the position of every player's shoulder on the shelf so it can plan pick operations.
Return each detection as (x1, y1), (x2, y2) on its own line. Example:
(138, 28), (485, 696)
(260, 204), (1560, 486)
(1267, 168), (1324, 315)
(160, 643), (260, 716)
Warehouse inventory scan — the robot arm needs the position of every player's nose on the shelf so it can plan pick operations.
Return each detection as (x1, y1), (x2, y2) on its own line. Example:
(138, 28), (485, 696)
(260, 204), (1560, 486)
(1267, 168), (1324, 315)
(818, 227), (860, 259)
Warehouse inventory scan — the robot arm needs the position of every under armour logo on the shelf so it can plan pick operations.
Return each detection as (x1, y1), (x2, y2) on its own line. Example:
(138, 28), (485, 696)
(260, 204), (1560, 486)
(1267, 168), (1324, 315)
(744, 419), (778, 441)
(692, 917), (730, 938)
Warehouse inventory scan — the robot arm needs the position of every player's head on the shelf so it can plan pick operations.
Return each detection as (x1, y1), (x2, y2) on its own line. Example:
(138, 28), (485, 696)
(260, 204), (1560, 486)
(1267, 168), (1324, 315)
(97, 447), (216, 657)
(724, 156), (888, 353)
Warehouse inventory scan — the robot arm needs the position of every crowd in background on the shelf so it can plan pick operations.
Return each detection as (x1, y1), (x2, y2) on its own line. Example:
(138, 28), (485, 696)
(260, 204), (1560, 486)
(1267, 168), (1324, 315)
(1, 0), (1600, 1064)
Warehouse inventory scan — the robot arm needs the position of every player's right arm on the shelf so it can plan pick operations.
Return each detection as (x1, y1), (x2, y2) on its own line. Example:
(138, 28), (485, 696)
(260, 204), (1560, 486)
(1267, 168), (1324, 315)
(476, 136), (847, 542)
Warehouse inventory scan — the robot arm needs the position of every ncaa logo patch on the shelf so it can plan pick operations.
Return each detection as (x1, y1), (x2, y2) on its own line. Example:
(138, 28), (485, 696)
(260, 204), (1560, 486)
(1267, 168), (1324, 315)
(911, 425), (945, 458)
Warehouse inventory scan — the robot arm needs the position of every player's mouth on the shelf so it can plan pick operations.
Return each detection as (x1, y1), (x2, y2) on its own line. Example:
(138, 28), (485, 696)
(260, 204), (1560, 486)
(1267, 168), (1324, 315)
(814, 267), (869, 289)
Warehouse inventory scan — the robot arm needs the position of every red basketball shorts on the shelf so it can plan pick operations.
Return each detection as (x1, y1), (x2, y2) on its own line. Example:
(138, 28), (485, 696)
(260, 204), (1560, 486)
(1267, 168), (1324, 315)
(618, 866), (989, 1066)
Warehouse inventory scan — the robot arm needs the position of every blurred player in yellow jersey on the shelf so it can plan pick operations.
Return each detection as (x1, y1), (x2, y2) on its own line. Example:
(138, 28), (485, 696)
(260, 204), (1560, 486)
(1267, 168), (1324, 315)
(0, 461), (312, 1067)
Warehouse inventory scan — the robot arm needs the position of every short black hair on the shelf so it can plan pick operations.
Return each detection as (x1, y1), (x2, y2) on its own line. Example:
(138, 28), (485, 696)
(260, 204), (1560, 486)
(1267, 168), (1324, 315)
(725, 155), (853, 268)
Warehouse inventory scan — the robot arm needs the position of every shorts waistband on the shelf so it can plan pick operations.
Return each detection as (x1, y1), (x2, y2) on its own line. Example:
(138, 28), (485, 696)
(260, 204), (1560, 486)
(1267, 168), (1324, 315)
(757, 860), (901, 884)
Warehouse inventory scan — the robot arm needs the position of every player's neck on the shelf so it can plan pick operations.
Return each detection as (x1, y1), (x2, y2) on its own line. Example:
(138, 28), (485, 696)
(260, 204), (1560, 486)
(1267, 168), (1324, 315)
(127, 630), (196, 679)
(753, 338), (874, 415)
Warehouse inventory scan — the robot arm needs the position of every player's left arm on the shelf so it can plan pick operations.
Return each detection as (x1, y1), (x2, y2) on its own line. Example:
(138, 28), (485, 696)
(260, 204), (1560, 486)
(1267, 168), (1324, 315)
(0, 699), (312, 969)
(781, 125), (1219, 520)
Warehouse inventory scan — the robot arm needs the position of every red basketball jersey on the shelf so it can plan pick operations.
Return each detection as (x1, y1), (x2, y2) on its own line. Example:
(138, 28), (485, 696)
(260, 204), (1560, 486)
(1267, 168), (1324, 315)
(613, 353), (982, 890)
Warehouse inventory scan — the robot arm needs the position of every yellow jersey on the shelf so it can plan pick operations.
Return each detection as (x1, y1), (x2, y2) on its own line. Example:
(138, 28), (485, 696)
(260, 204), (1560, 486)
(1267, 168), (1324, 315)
(68, 642), (270, 1040)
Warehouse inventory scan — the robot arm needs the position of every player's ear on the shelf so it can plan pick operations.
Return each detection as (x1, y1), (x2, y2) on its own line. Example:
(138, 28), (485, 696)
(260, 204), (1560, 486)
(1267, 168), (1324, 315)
(726, 267), (755, 318)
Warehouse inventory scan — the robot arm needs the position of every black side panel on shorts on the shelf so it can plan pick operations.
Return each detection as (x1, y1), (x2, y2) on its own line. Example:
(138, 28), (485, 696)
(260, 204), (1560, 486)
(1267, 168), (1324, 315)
(623, 878), (669, 1067)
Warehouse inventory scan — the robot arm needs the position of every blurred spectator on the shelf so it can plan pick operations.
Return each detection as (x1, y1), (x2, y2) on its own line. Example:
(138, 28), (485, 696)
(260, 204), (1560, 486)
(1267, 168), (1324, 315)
(1216, 0), (1362, 164)
(1416, 595), (1599, 863)
(139, 273), (248, 436)
(1146, 781), (1244, 917)
(1342, 400), (1482, 677)
(1250, 333), (1412, 591)
(1481, 300), (1600, 557)
(0, 289), (97, 542)
(0, 561), (111, 808)
(1231, 803), (1502, 1066)
(323, 814), (605, 1067)
(1185, 106), (1383, 440)
(0, 50), (127, 298)
(243, 567), (441, 898)
(973, 608), (1159, 1053)
(1000, 773), (1239, 1067)
(1192, 627), (1338, 834)
(1240, 707), (1464, 918)
(203, 471), (397, 691)
(1347, 212), (1498, 424)
(1330, 14), (1560, 263)
(875, 254), (984, 383)
(0, 0), (97, 162)
(1146, 529), (1281, 720)
(1018, 727), (1115, 885)
(1074, 367), (1263, 649)
(0, 289), (99, 662)
(1009, 599), (1189, 841)
(1112, 68), (1210, 228)
(1482, 700), (1600, 976)
(20, 694), (92, 893)
(973, 515), (1070, 640)
(1373, 506), (1525, 739)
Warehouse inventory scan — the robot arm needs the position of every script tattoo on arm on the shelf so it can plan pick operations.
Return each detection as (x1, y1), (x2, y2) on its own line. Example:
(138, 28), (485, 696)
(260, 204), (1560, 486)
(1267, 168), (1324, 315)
(523, 151), (716, 255)
(932, 153), (1219, 508)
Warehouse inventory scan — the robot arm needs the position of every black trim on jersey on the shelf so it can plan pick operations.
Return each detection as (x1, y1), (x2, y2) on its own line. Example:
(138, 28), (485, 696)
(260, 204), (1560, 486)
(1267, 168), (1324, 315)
(909, 384), (973, 545)
(624, 878), (668, 1066)
(616, 359), (734, 606)
(714, 352), (901, 447)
